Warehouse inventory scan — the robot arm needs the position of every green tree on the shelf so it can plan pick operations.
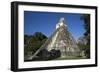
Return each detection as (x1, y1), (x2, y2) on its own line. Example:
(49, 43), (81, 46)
(24, 32), (48, 59)
(80, 14), (90, 44)
(80, 14), (90, 58)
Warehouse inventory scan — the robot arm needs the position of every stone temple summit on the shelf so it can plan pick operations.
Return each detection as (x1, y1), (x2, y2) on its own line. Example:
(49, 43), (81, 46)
(28, 17), (81, 61)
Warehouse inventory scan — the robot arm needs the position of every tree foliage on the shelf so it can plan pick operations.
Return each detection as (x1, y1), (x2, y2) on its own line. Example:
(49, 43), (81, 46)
(80, 14), (90, 44)
(79, 14), (90, 58)
(24, 32), (48, 59)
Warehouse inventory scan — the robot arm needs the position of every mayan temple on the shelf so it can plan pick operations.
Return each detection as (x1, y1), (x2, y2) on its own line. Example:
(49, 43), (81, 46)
(29, 17), (81, 60)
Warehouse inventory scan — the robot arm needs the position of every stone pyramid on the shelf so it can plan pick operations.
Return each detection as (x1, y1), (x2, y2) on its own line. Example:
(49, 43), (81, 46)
(29, 17), (80, 60)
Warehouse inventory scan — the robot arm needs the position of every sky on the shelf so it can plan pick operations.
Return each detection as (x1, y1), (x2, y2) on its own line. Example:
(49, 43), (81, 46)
(24, 11), (85, 41)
